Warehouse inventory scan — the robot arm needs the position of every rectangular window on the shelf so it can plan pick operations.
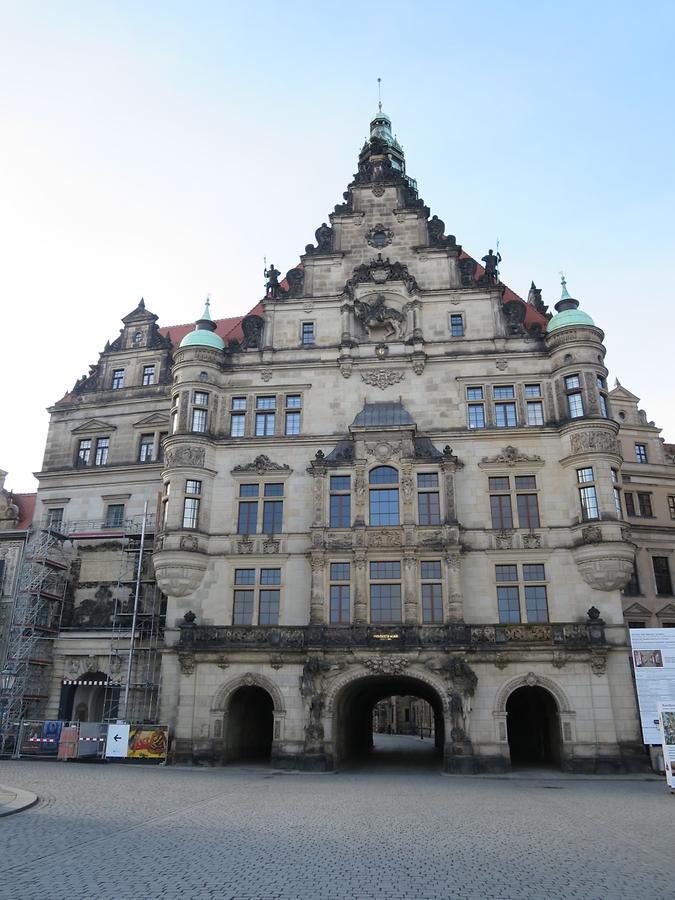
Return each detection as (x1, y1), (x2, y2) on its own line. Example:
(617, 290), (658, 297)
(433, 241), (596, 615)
(264, 483), (284, 497)
(369, 488), (400, 526)
(370, 561), (401, 580)
(240, 483), (259, 497)
(524, 585), (549, 622)
(669, 496), (675, 520)
(565, 375), (581, 390)
(260, 568), (281, 585)
(233, 590), (254, 625)
(523, 563), (546, 581)
(139, 434), (154, 462)
(47, 508), (64, 531)
(577, 467), (594, 484)
(329, 475), (351, 528)
(95, 437), (109, 466)
(194, 391), (209, 407)
(255, 396), (276, 436)
(262, 500), (283, 534)
(579, 485), (599, 520)
(653, 557), (673, 595)
(191, 409), (207, 432)
(567, 393), (584, 418)
(259, 590), (280, 624)
(105, 504), (124, 528)
(330, 562), (351, 624)
(526, 401), (544, 426)
(370, 584), (402, 624)
(421, 560), (442, 580)
(517, 494), (540, 529)
(497, 586), (520, 623)
(234, 568), (255, 585)
(237, 502), (258, 535)
(182, 497), (200, 529)
(111, 369), (124, 390)
(77, 439), (92, 466)
(596, 375), (607, 390)
(284, 394), (302, 435)
(468, 404), (485, 429)
(624, 492), (636, 517)
(495, 402), (517, 427)
(635, 443), (648, 464)
(417, 472), (441, 525)
(496, 564), (518, 582)
(302, 322), (315, 345)
(599, 394), (608, 418)
(230, 397), (246, 437)
(467, 386), (483, 401)
(524, 384), (541, 398)
(186, 479), (201, 495)
(637, 493), (653, 517)
(490, 494), (513, 529)
(623, 559), (641, 596)
(450, 314), (464, 337)
(142, 365), (155, 386)
(493, 385), (515, 399)
(422, 583), (443, 623)
(613, 487), (623, 519)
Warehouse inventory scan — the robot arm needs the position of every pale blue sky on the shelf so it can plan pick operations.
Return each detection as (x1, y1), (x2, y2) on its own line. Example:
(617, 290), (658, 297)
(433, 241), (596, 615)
(1, 1), (674, 491)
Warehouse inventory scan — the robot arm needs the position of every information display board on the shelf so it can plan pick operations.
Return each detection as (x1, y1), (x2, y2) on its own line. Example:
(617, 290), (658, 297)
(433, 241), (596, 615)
(629, 628), (675, 744)
(657, 702), (675, 790)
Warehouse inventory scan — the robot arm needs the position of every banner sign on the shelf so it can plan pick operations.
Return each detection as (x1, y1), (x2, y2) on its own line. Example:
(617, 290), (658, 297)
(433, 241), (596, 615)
(127, 726), (168, 759)
(629, 628), (675, 743)
(105, 723), (130, 758)
(657, 702), (675, 790)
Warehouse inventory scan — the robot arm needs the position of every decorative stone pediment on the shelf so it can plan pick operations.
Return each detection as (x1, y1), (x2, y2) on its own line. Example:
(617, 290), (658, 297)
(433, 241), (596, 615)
(479, 446), (544, 468)
(344, 254), (418, 300)
(71, 418), (117, 434)
(656, 603), (675, 620)
(623, 601), (652, 618)
(232, 455), (292, 475)
(133, 412), (170, 429)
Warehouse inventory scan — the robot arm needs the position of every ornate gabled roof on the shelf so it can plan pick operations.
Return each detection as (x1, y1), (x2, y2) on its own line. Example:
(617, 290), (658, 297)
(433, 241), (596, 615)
(351, 402), (415, 428)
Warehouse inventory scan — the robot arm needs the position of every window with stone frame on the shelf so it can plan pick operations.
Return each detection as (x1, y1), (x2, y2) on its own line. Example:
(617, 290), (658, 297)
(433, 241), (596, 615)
(369, 466), (400, 526)
(652, 557), (673, 596)
(635, 443), (648, 464)
(46, 507), (64, 531)
(466, 386), (485, 429)
(329, 475), (351, 528)
(236, 482), (284, 535)
(191, 391), (209, 433)
(182, 479), (201, 529)
(622, 557), (641, 596)
(495, 563), (549, 623)
(111, 368), (125, 390)
(564, 374), (584, 419)
(232, 567), (281, 625)
(230, 396), (247, 437)
(493, 385), (517, 427)
(577, 467), (599, 521)
(142, 364), (155, 386)
(669, 496), (675, 520)
(369, 560), (402, 624)
(420, 560), (443, 623)
(77, 439), (92, 466)
(489, 475), (540, 529)
(255, 396), (276, 436)
(105, 503), (125, 528)
(302, 321), (315, 345)
(94, 437), (110, 466)
(417, 473), (441, 525)
(329, 562), (351, 624)
(284, 394), (302, 436)
(139, 434), (155, 462)
(449, 313), (465, 337)
(624, 491), (653, 518)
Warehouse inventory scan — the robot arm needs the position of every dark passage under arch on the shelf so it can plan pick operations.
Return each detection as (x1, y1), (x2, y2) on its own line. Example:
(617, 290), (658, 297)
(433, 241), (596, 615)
(506, 685), (561, 767)
(333, 674), (445, 770)
(225, 685), (274, 763)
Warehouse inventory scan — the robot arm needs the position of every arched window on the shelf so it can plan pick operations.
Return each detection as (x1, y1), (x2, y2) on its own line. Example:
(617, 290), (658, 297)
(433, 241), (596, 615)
(369, 466), (400, 526)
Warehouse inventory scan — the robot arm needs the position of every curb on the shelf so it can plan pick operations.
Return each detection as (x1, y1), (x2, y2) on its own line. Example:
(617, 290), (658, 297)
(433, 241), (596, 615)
(0, 785), (39, 817)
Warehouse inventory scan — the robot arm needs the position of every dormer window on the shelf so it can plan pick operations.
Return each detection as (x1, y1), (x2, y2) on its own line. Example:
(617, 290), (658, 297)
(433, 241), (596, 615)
(133, 331), (143, 345)
(111, 369), (125, 390)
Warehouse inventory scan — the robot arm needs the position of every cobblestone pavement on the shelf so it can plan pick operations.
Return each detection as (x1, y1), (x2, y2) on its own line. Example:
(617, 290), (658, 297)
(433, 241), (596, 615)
(0, 744), (673, 900)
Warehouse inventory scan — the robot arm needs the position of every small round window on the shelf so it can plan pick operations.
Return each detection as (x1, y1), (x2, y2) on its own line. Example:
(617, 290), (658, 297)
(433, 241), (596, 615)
(371, 230), (387, 248)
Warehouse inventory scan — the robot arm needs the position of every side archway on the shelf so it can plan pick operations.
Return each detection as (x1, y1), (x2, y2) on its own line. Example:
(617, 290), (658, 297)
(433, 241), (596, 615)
(211, 673), (286, 764)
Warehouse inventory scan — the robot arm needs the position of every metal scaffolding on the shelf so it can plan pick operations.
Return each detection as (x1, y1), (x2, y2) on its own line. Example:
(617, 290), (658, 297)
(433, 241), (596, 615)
(0, 526), (69, 752)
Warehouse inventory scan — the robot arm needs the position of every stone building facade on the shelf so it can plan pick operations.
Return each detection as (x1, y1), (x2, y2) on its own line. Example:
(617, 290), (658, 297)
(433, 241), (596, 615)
(30, 108), (665, 771)
(0, 471), (35, 668)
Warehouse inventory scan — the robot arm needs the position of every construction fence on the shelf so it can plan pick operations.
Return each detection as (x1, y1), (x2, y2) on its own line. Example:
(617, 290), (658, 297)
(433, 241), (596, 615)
(0, 720), (169, 762)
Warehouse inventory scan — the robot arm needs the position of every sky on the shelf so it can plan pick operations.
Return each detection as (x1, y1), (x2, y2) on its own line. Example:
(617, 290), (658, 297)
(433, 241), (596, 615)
(1, 1), (674, 493)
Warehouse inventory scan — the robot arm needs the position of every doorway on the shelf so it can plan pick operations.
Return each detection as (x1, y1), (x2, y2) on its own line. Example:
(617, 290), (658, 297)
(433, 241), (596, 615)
(225, 685), (274, 762)
(506, 685), (561, 767)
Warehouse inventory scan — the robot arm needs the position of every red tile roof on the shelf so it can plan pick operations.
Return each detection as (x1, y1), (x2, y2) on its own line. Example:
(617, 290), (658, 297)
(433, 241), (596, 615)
(13, 493), (36, 530)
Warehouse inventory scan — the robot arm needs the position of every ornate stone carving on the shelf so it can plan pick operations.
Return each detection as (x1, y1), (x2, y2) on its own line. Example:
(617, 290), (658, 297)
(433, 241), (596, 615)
(458, 257), (477, 286)
(263, 540), (280, 554)
(525, 671), (538, 686)
(365, 224), (394, 248)
(180, 535), (199, 552)
(314, 222), (334, 253)
(401, 476), (414, 501)
(502, 301), (526, 336)
(368, 529), (401, 547)
(241, 314), (264, 349)
(325, 534), (353, 550)
(494, 530), (514, 550)
(552, 651), (567, 669)
(362, 655), (410, 675)
(237, 539), (254, 554)
(285, 267), (304, 299)
(360, 369), (405, 389)
(411, 356), (426, 375)
(372, 184), (385, 197)
(344, 254), (418, 299)
(364, 441), (401, 462)
(582, 526), (602, 545)
(338, 357), (353, 378)
(153, 552), (208, 597)
(522, 533), (541, 550)
(354, 294), (406, 340)
(570, 431), (621, 456)
(573, 544), (635, 591)
(164, 446), (206, 468)
(495, 358), (508, 371)
(232, 455), (291, 474)
(427, 215), (458, 249)
(481, 446), (543, 467)
(590, 649), (608, 676)
(178, 652), (195, 676)
(260, 369), (273, 383)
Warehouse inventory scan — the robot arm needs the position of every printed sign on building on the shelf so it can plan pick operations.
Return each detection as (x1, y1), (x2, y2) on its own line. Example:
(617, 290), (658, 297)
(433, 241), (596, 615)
(629, 628), (675, 744)
(127, 726), (168, 759)
(657, 702), (675, 790)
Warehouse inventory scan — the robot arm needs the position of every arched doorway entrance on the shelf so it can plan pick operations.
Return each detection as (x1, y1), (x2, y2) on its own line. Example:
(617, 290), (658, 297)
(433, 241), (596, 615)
(224, 685), (274, 763)
(58, 671), (109, 722)
(506, 686), (561, 768)
(333, 674), (445, 770)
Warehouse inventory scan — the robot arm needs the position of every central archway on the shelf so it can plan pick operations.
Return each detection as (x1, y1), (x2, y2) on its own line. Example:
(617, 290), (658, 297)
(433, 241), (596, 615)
(332, 674), (446, 770)
(225, 685), (274, 763)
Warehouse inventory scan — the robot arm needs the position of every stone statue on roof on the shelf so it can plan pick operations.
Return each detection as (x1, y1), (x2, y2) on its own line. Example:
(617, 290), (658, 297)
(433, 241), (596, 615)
(481, 249), (502, 285)
(264, 263), (281, 299)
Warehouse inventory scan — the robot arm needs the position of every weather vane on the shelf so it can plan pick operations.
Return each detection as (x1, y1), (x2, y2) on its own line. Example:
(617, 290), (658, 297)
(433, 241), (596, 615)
(377, 77), (382, 112)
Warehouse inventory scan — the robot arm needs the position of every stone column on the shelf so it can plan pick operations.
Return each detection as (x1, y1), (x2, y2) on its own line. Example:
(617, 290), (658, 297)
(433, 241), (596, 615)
(445, 551), (463, 622)
(309, 552), (326, 624)
(409, 299), (423, 342)
(353, 462), (367, 523)
(353, 550), (368, 624)
(340, 302), (352, 347)
(441, 458), (457, 523)
(401, 463), (415, 525)
(403, 551), (418, 623)
(310, 466), (327, 527)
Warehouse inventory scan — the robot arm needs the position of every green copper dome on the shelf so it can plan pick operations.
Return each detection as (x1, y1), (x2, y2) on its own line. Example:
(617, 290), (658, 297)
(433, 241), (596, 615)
(179, 298), (225, 350)
(546, 277), (595, 333)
